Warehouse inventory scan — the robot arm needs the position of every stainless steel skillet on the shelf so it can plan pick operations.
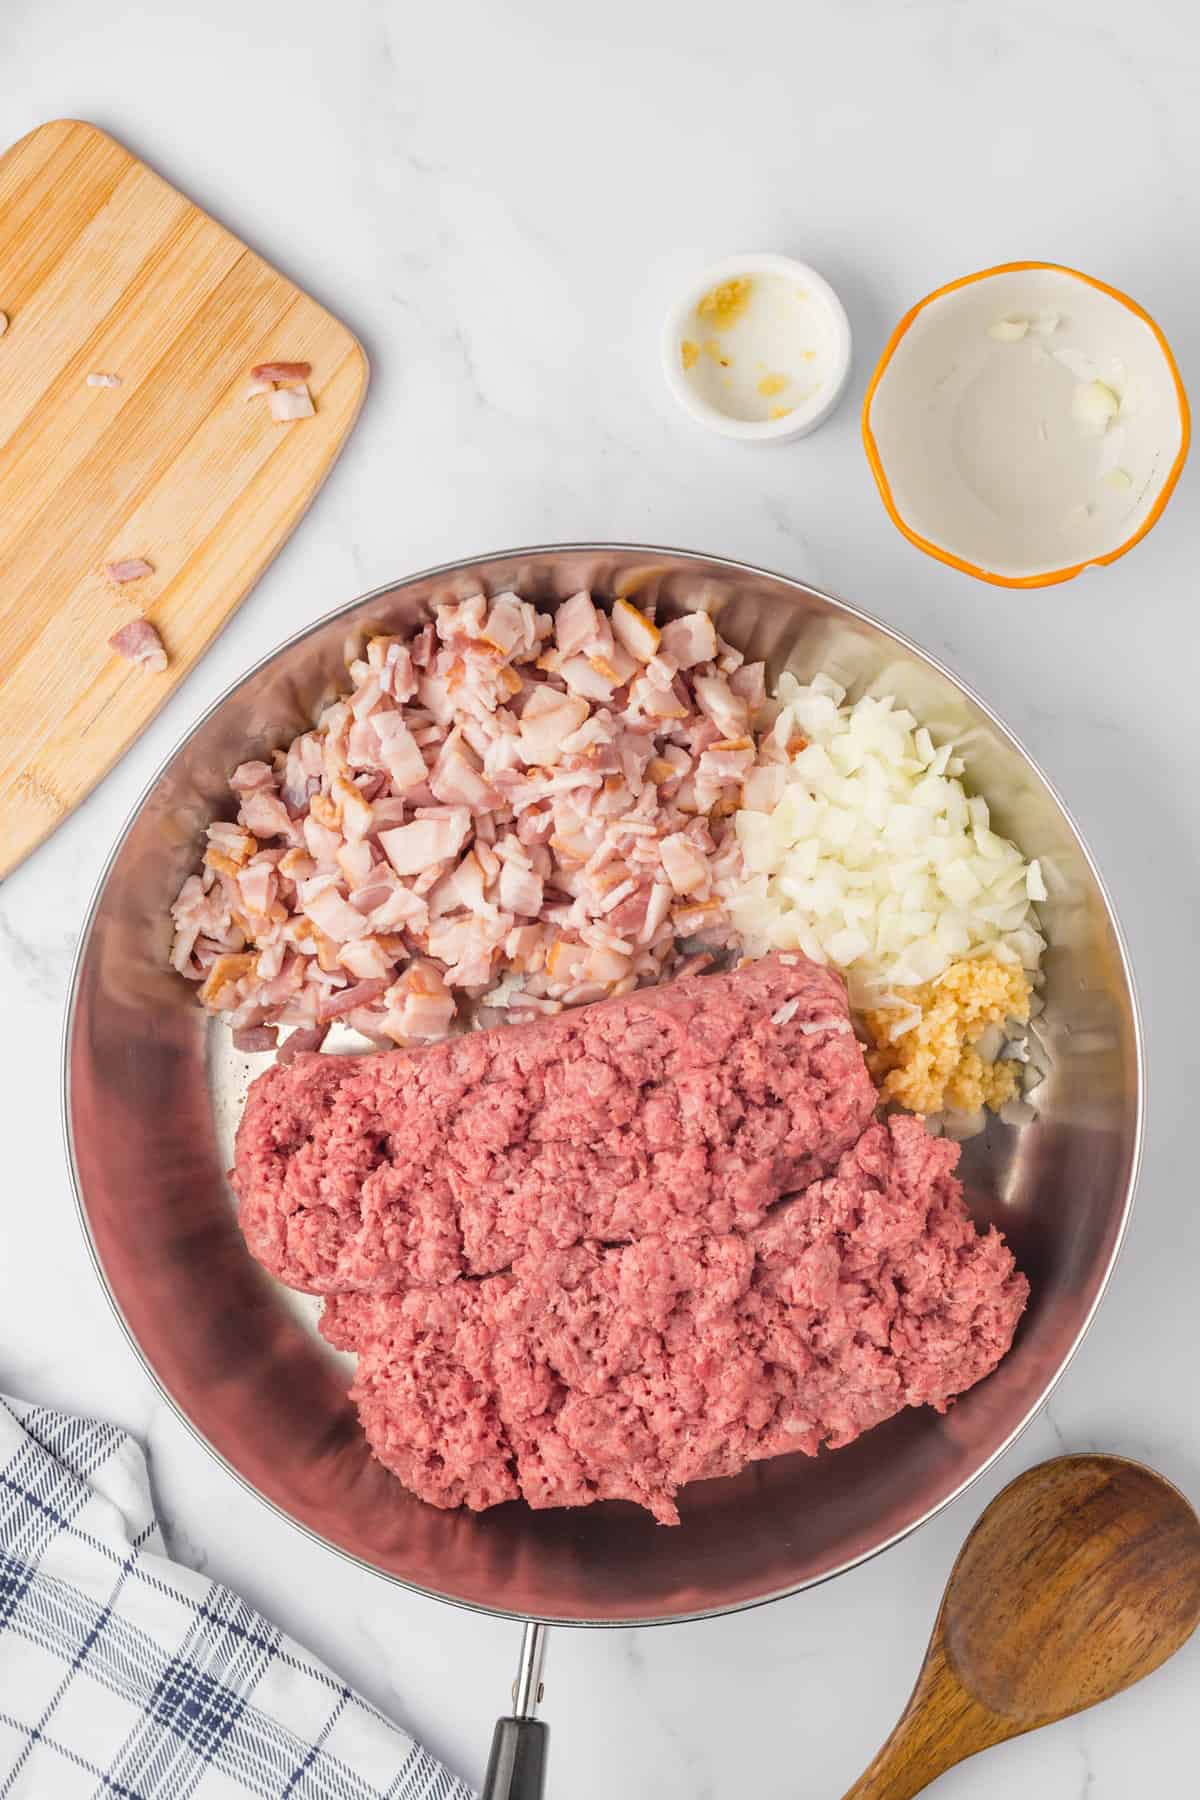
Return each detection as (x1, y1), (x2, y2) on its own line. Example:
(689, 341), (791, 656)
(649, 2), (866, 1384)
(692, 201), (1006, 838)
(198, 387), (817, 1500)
(64, 544), (1142, 1798)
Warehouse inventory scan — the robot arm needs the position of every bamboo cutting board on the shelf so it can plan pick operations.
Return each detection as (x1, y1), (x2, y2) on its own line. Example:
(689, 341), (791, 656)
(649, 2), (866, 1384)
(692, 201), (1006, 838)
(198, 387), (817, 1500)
(0, 118), (368, 878)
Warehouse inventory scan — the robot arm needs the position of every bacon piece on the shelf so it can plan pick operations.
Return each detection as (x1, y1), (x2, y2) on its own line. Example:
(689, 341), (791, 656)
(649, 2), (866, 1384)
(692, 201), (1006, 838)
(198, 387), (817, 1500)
(740, 763), (787, 812)
(108, 618), (167, 671)
(241, 790), (296, 841)
(318, 978), (390, 1022)
(198, 952), (256, 1006)
(276, 1023), (329, 1063)
(238, 862), (276, 916)
(693, 673), (749, 739)
(498, 862), (544, 918)
(380, 809), (471, 877)
(230, 761), (275, 794)
(269, 384), (315, 420)
(517, 689), (589, 766)
(628, 674), (687, 720)
(383, 961), (457, 1041)
(555, 591), (600, 657)
(250, 361), (312, 381)
(730, 661), (766, 712)
(303, 886), (372, 943)
(658, 612), (717, 668)
(338, 936), (398, 981)
(610, 599), (660, 662)
(106, 558), (155, 584)
(430, 732), (497, 809)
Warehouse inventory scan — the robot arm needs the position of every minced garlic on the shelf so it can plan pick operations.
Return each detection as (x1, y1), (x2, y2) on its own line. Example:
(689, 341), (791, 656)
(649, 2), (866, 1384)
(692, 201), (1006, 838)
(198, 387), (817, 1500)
(864, 956), (1032, 1116)
(697, 276), (753, 331)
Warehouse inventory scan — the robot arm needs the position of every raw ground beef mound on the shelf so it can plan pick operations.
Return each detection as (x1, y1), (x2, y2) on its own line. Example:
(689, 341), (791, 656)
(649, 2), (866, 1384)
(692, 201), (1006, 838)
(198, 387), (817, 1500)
(232, 951), (1028, 1524)
(233, 953), (876, 1294)
(321, 1117), (1029, 1525)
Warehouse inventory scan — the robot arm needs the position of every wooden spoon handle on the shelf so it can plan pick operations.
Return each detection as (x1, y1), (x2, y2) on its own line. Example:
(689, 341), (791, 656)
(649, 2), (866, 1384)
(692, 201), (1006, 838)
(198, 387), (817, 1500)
(841, 1639), (1008, 1800)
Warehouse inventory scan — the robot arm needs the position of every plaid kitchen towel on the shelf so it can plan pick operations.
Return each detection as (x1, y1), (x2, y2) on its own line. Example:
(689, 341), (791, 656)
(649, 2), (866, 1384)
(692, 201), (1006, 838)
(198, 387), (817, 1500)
(0, 1395), (474, 1799)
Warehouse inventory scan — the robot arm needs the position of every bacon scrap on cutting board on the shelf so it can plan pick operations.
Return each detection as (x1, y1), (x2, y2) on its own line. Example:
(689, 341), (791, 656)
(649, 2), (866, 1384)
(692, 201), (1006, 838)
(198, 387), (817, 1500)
(109, 619), (167, 672)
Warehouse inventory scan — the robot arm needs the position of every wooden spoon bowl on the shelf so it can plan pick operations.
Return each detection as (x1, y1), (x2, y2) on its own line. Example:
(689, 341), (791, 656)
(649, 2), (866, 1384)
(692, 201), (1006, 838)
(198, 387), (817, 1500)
(843, 1454), (1200, 1798)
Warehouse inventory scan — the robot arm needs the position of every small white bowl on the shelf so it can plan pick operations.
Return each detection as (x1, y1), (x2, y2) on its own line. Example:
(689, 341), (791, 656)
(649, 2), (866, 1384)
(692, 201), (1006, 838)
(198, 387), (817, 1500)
(662, 253), (852, 443)
(863, 262), (1190, 587)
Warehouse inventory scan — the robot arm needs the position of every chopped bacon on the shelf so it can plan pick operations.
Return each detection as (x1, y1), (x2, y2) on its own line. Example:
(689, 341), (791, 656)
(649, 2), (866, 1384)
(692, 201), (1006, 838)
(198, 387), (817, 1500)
(430, 732), (497, 808)
(251, 361), (312, 382)
(410, 622), (436, 669)
(106, 558), (155, 584)
(697, 740), (757, 786)
(332, 774), (373, 840)
(269, 384), (315, 420)
(629, 673), (687, 720)
(380, 809), (471, 877)
(560, 656), (617, 704)
(230, 761), (275, 794)
(693, 673), (749, 738)
(555, 591), (600, 656)
(108, 618), (167, 671)
(659, 834), (710, 896)
(741, 763), (787, 812)
(498, 861), (544, 918)
(238, 862), (276, 916)
(233, 1025), (278, 1052)
(348, 876), (397, 914)
(381, 641), (417, 701)
(610, 599), (660, 662)
(383, 960), (457, 1041)
(517, 689), (589, 766)
(304, 885), (371, 942)
(170, 591), (770, 1051)
(730, 661), (766, 712)
(369, 884), (429, 932)
(241, 790), (296, 841)
(318, 977), (390, 1022)
(658, 612), (717, 668)
(276, 1023), (329, 1063)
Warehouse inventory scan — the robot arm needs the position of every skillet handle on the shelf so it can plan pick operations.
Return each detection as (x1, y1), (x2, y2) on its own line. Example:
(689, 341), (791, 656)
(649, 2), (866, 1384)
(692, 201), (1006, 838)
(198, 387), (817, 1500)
(481, 1716), (549, 1800)
(481, 1623), (549, 1800)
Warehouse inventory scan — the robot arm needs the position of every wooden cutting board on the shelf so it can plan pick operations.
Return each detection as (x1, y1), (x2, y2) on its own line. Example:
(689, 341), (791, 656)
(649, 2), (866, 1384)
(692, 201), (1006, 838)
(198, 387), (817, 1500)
(0, 118), (368, 879)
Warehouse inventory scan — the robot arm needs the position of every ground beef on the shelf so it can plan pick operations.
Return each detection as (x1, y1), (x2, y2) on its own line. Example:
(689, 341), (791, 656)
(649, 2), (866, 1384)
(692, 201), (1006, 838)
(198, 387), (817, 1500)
(233, 953), (876, 1295)
(321, 1117), (1029, 1525)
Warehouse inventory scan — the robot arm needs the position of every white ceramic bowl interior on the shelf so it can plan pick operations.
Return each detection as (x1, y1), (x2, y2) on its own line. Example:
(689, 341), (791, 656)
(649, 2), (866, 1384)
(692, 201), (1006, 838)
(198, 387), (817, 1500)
(662, 253), (852, 443)
(864, 264), (1188, 585)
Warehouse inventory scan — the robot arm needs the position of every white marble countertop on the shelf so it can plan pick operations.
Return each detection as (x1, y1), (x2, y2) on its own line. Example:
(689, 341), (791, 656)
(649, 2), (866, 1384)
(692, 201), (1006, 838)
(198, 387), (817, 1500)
(3, 1), (1199, 1793)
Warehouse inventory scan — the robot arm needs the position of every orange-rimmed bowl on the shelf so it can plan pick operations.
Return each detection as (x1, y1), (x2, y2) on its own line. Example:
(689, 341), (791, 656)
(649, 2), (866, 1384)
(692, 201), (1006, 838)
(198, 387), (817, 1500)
(863, 262), (1189, 588)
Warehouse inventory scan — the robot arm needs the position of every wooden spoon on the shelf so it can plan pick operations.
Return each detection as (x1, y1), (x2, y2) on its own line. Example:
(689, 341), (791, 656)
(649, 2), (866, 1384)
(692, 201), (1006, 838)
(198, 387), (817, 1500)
(843, 1454), (1200, 1799)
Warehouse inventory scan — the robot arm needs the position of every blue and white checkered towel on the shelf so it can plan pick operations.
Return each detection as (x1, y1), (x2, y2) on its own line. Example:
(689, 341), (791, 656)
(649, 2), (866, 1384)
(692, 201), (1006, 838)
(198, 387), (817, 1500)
(0, 1396), (473, 1799)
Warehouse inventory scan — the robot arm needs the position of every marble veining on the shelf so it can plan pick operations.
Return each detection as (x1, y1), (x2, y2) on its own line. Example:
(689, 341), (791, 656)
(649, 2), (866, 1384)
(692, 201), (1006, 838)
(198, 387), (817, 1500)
(2, 0), (1199, 1792)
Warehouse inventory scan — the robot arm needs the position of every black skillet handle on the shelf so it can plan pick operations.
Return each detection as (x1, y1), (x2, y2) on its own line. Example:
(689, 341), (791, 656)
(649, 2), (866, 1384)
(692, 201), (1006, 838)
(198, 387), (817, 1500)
(481, 1715), (549, 1800)
(482, 1623), (549, 1800)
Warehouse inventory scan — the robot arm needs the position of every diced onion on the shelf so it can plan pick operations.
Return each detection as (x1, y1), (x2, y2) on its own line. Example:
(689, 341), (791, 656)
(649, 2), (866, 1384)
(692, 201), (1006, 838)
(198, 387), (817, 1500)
(1072, 379), (1120, 431)
(941, 1109), (987, 1142)
(730, 675), (1047, 1003)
